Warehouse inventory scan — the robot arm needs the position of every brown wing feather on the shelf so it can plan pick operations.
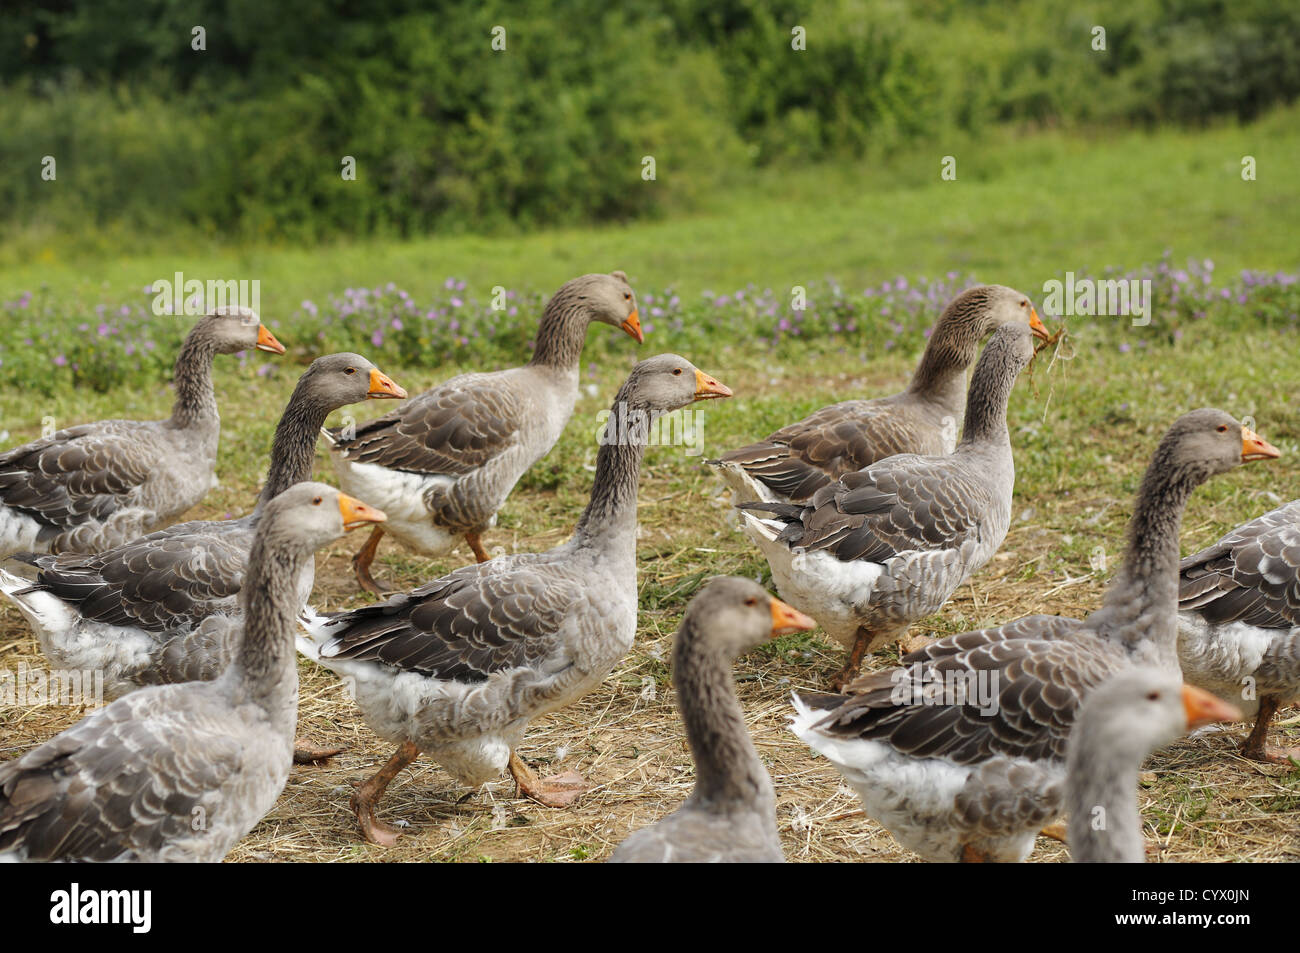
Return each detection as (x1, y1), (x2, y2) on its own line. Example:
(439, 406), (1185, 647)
(330, 373), (523, 476)
(718, 397), (943, 501)
(319, 562), (574, 682)
(1178, 501), (1300, 629)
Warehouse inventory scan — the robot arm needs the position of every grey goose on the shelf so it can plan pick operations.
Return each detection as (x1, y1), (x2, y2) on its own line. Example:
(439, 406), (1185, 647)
(327, 271), (644, 594)
(710, 284), (1049, 505)
(741, 321), (1037, 687)
(299, 354), (733, 845)
(0, 306), (285, 557)
(0, 484), (385, 862)
(609, 577), (813, 863)
(789, 410), (1279, 862)
(1067, 668), (1239, 863)
(1177, 497), (1300, 762)
(0, 354), (405, 766)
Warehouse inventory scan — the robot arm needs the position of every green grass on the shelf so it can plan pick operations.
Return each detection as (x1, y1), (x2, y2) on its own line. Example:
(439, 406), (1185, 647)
(4, 105), (1298, 308)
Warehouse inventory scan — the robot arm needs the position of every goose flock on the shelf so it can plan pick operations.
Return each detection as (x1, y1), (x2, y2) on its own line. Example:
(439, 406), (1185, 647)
(0, 271), (1291, 863)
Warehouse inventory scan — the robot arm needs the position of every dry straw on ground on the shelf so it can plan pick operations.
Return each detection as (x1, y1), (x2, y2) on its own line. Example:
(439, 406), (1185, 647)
(1, 358), (1297, 863)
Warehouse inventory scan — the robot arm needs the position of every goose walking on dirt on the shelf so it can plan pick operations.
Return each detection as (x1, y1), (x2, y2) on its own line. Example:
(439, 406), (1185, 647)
(790, 410), (1278, 862)
(609, 577), (814, 863)
(741, 321), (1037, 687)
(299, 355), (732, 845)
(1177, 497), (1300, 763)
(327, 271), (644, 594)
(0, 307), (285, 557)
(0, 355), (404, 761)
(1067, 668), (1240, 863)
(710, 285), (1048, 505)
(0, 484), (385, 862)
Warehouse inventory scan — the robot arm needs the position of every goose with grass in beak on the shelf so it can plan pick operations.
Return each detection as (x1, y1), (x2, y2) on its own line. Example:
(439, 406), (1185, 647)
(300, 355), (733, 845)
(610, 577), (813, 863)
(710, 285), (1049, 506)
(741, 321), (1038, 688)
(327, 271), (644, 594)
(0, 306), (285, 557)
(0, 484), (385, 862)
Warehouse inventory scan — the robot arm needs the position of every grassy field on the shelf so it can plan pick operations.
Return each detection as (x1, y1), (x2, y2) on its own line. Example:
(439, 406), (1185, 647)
(1, 109), (1299, 862)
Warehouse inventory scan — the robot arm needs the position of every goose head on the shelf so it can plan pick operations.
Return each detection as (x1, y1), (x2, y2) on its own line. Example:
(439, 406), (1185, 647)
(685, 577), (816, 660)
(261, 482), (386, 553)
(295, 353), (407, 410)
(615, 353), (733, 415)
(1076, 667), (1241, 767)
(575, 270), (644, 343)
(1157, 408), (1281, 482)
(954, 284), (1050, 341)
(196, 305), (286, 355)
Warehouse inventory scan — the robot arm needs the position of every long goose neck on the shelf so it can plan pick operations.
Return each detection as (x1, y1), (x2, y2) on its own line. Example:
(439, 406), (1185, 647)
(906, 311), (983, 412)
(1067, 725), (1145, 863)
(231, 537), (303, 712)
(956, 347), (1017, 448)
(573, 422), (645, 547)
(675, 624), (773, 811)
(169, 330), (222, 429)
(1088, 449), (1204, 663)
(528, 289), (591, 370)
(256, 383), (335, 508)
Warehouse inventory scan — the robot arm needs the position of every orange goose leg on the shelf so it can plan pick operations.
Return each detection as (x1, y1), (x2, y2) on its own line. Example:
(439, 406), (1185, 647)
(351, 740), (420, 846)
(352, 525), (392, 596)
(1241, 695), (1300, 764)
(829, 628), (872, 691)
(465, 530), (491, 563)
(508, 750), (589, 808)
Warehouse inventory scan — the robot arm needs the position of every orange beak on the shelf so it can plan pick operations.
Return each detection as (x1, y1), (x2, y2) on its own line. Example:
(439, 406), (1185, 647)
(770, 597), (816, 637)
(1028, 307), (1050, 342)
(693, 368), (733, 400)
(1182, 684), (1242, 730)
(337, 493), (387, 531)
(256, 324), (286, 355)
(1242, 427), (1281, 462)
(621, 309), (644, 344)
(367, 368), (407, 400)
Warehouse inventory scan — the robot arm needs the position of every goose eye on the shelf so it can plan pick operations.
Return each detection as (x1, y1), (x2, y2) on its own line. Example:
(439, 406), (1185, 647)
(744, 597), (757, 606)
(1019, 300), (1027, 308)
(624, 292), (632, 301)
(344, 367), (356, 375)
(672, 368), (683, 376)
(1216, 425), (1228, 432)
(1146, 691), (1160, 701)
(312, 496), (322, 505)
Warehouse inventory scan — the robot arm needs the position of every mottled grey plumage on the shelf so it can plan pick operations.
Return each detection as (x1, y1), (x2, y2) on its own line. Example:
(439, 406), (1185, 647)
(610, 578), (789, 863)
(740, 322), (1035, 663)
(791, 409), (1268, 862)
(1177, 497), (1300, 758)
(300, 355), (732, 838)
(710, 285), (1048, 504)
(327, 272), (641, 576)
(0, 354), (402, 697)
(0, 483), (373, 862)
(0, 308), (283, 557)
